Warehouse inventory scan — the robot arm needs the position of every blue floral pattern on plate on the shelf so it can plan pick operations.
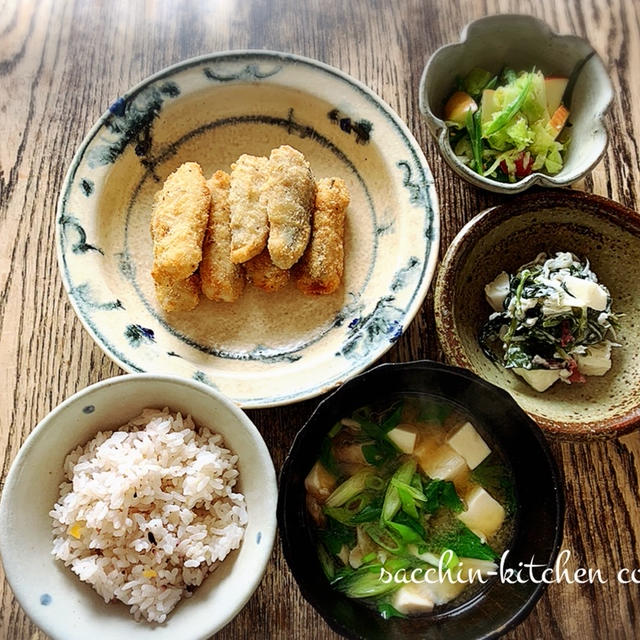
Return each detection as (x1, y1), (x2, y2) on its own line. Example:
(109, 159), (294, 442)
(56, 51), (439, 408)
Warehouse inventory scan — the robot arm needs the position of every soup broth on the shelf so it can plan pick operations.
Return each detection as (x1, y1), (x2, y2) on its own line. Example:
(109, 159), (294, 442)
(305, 394), (515, 618)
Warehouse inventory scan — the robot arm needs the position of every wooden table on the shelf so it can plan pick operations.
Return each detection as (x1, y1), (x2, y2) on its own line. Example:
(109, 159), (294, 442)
(1, 0), (639, 638)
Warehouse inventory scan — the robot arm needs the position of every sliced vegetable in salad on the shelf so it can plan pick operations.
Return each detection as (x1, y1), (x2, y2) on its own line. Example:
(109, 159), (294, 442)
(305, 397), (514, 617)
(480, 252), (620, 392)
(444, 66), (572, 181)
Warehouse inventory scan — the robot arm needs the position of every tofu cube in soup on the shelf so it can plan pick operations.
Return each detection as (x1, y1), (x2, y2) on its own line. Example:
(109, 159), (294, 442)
(387, 424), (418, 453)
(416, 443), (467, 482)
(446, 422), (491, 470)
(457, 486), (505, 539)
(392, 583), (435, 614)
(305, 461), (336, 502)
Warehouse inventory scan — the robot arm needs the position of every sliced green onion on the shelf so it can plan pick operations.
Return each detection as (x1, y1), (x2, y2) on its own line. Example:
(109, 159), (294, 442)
(391, 478), (427, 502)
(381, 459), (417, 523)
(465, 108), (484, 176)
(364, 523), (405, 554)
(328, 421), (343, 438)
(335, 566), (400, 599)
(365, 475), (386, 491)
(318, 543), (336, 580)
(325, 469), (375, 508)
(381, 405), (403, 432)
(483, 72), (533, 137)
(386, 521), (424, 545)
(396, 484), (419, 520)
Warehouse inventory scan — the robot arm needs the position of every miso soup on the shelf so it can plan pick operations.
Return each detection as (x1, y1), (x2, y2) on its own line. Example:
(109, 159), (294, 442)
(305, 395), (515, 618)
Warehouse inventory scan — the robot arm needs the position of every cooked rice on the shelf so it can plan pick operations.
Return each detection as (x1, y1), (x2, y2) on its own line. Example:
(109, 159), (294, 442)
(50, 408), (247, 623)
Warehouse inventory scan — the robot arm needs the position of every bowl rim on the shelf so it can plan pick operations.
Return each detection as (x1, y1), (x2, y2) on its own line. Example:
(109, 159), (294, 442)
(55, 49), (441, 409)
(0, 372), (278, 640)
(418, 14), (614, 194)
(277, 359), (565, 640)
(434, 189), (640, 439)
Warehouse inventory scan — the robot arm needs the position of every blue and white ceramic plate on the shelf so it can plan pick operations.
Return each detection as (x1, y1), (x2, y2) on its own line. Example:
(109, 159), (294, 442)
(56, 51), (439, 408)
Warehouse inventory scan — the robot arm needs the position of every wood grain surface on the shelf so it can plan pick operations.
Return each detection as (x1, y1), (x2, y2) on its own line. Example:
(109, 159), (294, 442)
(1, 0), (639, 638)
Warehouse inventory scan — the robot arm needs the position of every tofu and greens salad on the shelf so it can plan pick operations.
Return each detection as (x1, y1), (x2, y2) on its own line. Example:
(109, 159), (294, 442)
(305, 397), (514, 618)
(444, 66), (572, 182)
(481, 252), (620, 392)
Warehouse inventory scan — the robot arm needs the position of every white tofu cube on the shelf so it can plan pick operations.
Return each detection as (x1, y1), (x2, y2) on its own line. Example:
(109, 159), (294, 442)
(484, 271), (510, 312)
(304, 461), (336, 502)
(419, 573), (467, 605)
(387, 424), (417, 453)
(457, 486), (505, 539)
(417, 444), (467, 481)
(392, 584), (435, 614)
(457, 557), (498, 579)
(563, 275), (608, 311)
(514, 367), (562, 392)
(576, 342), (612, 376)
(446, 422), (491, 470)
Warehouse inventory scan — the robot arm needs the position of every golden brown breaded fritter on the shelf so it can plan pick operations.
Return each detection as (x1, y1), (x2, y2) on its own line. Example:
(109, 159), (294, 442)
(229, 154), (269, 264)
(244, 248), (290, 292)
(150, 162), (210, 282)
(294, 177), (350, 295)
(200, 170), (246, 302)
(154, 273), (201, 312)
(264, 145), (315, 269)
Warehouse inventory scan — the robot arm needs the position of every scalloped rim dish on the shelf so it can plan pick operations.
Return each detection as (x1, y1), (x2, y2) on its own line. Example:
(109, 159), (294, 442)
(419, 15), (613, 193)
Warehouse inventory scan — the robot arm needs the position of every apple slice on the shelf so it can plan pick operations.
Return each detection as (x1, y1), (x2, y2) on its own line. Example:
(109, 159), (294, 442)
(480, 89), (498, 126)
(545, 77), (568, 113)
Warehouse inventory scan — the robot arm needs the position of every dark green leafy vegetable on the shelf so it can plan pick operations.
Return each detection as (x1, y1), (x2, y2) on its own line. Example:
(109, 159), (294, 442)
(480, 253), (620, 375)
(430, 522), (496, 561)
(381, 405), (403, 433)
(362, 440), (396, 466)
(318, 543), (336, 580)
(319, 437), (341, 478)
(378, 603), (407, 620)
(471, 458), (517, 517)
(422, 479), (464, 514)
(393, 510), (426, 539)
(418, 400), (452, 423)
(319, 517), (356, 555)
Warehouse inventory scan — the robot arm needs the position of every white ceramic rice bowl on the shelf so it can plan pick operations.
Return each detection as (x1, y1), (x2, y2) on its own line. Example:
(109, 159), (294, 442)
(0, 374), (277, 640)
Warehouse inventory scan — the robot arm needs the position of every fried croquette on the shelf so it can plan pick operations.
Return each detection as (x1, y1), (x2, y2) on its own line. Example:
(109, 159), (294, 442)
(264, 145), (315, 269)
(229, 154), (269, 263)
(200, 170), (246, 302)
(294, 177), (349, 295)
(244, 249), (290, 292)
(150, 162), (209, 282)
(154, 273), (201, 312)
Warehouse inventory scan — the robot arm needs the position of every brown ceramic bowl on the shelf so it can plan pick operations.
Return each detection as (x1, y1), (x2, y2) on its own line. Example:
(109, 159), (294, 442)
(435, 190), (640, 440)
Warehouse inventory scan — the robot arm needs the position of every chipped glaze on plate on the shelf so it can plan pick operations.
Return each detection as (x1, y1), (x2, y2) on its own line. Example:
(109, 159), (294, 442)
(435, 190), (640, 440)
(56, 51), (439, 408)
